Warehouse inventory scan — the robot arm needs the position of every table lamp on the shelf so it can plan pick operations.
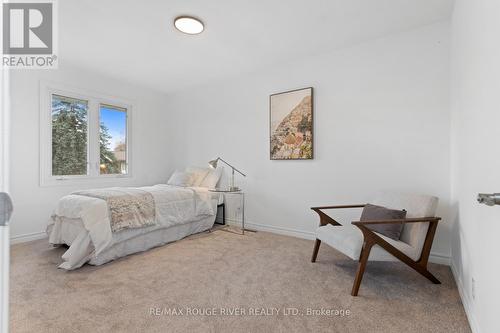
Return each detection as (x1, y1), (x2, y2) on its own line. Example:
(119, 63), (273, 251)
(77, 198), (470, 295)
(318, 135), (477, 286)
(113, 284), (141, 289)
(208, 157), (246, 191)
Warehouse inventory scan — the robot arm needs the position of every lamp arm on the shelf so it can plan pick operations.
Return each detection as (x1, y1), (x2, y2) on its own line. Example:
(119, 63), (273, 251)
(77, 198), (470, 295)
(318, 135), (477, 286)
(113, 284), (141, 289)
(217, 158), (246, 177)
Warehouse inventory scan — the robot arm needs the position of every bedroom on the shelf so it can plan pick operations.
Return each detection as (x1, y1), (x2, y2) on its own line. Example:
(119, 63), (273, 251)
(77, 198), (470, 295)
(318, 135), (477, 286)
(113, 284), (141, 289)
(0, 0), (499, 332)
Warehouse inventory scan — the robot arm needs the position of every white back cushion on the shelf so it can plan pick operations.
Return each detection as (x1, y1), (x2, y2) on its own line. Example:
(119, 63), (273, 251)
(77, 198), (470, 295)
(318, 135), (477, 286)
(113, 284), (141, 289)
(371, 192), (438, 256)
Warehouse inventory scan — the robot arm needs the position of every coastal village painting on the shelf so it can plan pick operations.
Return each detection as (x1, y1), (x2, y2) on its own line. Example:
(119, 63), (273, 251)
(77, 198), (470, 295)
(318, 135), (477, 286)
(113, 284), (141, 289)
(270, 87), (313, 160)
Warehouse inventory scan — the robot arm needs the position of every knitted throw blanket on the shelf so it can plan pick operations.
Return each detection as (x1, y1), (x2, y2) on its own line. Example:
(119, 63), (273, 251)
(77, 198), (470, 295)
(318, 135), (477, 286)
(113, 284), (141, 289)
(73, 188), (156, 232)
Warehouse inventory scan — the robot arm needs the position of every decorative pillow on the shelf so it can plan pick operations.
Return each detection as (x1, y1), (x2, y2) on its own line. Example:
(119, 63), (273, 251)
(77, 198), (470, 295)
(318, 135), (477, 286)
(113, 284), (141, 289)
(360, 204), (407, 241)
(200, 167), (223, 189)
(185, 166), (211, 186)
(167, 171), (193, 187)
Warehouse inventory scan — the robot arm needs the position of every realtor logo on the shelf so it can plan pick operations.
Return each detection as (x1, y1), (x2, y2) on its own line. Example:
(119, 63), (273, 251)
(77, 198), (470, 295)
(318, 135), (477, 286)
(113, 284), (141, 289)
(2, 0), (58, 68)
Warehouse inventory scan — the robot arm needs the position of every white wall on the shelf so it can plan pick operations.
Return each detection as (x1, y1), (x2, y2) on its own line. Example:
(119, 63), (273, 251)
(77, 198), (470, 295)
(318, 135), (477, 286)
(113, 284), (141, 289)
(8, 63), (174, 240)
(167, 22), (452, 261)
(450, 1), (500, 332)
(0, 69), (9, 193)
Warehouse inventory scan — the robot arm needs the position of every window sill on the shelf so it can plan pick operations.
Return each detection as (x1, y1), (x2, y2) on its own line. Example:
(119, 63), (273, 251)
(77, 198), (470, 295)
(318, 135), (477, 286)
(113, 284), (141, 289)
(40, 174), (133, 187)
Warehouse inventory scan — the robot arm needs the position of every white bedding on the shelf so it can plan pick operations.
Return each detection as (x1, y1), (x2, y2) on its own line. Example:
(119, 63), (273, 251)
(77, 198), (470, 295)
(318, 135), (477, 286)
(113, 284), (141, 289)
(47, 185), (219, 270)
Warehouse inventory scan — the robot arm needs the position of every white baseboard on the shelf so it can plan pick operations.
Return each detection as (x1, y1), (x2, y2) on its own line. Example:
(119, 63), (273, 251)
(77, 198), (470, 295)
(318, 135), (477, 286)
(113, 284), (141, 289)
(10, 231), (47, 244)
(245, 221), (317, 240)
(428, 252), (451, 265)
(451, 262), (480, 333)
(226, 219), (450, 265)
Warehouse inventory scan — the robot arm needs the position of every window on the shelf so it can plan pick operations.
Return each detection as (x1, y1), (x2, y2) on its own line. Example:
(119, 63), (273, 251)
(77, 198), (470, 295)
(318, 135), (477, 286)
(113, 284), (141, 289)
(40, 82), (132, 185)
(99, 104), (128, 175)
(51, 95), (89, 176)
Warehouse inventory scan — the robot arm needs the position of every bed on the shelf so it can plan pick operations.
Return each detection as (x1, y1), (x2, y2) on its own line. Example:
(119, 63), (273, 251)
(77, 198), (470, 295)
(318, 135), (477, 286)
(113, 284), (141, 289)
(47, 167), (224, 270)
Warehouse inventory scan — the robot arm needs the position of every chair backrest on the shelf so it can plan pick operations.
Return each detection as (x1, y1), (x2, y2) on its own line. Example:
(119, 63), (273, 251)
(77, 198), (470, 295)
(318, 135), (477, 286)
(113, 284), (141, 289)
(371, 193), (438, 254)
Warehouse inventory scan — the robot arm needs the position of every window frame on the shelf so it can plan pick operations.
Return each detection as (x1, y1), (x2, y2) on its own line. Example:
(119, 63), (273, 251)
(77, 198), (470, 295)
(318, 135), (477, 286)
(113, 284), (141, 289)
(40, 81), (133, 186)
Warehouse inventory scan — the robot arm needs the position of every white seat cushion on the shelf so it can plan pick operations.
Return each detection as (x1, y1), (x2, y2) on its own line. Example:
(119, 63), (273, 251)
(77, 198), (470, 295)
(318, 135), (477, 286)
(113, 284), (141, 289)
(316, 224), (421, 261)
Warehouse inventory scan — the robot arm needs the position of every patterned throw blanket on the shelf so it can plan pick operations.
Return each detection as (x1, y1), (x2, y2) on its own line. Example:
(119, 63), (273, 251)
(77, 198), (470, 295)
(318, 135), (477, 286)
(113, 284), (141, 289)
(73, 188), (156, 232)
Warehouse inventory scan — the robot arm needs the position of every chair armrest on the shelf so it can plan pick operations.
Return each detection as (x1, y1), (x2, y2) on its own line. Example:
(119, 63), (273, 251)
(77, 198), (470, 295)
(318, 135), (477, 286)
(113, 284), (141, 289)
(311, 204), (366, 226)
(351, 217), (441, 226)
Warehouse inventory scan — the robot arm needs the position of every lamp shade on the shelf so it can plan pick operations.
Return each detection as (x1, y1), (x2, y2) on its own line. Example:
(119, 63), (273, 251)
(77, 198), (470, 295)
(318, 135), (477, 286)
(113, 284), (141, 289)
(208, 159), (219, 169)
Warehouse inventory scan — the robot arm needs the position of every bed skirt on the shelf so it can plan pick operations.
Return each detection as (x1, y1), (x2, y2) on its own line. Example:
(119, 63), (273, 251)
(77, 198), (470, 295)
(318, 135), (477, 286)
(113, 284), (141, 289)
(48, 215), (216, 268)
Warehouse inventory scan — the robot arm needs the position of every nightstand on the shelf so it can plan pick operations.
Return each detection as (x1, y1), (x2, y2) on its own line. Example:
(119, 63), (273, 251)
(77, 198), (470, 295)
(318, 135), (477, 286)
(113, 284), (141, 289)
(209, 188), (248, 235)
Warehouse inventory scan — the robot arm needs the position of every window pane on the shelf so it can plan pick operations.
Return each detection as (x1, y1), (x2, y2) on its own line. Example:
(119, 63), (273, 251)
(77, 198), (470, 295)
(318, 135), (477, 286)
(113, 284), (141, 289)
(99, 104), (127, 175)
(52, 94), (88, 176)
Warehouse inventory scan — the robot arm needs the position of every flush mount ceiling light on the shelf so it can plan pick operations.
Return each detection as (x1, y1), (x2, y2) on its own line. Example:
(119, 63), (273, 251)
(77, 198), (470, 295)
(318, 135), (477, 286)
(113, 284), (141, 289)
(174, 16), (204, 35)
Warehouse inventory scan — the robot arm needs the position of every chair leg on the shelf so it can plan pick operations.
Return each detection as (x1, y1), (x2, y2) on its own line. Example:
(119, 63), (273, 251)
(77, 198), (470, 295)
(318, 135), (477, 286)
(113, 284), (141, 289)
(311, 239), (321, 262)
(351, 242), (373, 296)
(222, 203), (226, 225)
(415, 266), (441, 284)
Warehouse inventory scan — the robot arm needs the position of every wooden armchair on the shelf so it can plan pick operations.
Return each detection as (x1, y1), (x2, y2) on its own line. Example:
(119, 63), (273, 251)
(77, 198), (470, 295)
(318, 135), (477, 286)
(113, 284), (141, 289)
(310, 193), (441, 296)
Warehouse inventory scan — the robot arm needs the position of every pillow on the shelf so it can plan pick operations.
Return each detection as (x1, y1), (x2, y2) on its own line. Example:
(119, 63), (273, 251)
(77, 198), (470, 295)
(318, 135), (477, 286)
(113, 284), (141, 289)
(185, 166), (211, 186)
(167, 171), (193, 187)
(360, 204), (407, 241)
(200, 167), (223, 189)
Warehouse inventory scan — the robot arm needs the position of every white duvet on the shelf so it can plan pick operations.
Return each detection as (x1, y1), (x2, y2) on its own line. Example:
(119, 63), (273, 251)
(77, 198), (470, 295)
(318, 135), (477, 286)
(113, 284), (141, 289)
(47, 185), (216, 270)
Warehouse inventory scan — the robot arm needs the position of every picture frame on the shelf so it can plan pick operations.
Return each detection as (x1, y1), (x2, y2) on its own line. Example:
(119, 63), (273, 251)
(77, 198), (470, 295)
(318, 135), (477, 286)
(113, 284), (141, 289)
(269, 87), (313, 160)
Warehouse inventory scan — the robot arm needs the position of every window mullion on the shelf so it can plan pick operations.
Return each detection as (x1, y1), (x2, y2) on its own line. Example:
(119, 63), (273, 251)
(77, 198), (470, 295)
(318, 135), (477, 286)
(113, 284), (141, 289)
(88, 100), (100, 177)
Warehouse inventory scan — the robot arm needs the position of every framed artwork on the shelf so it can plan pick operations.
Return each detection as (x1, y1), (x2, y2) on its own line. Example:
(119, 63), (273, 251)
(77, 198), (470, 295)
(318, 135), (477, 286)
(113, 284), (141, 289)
(270, 87), (313, 160)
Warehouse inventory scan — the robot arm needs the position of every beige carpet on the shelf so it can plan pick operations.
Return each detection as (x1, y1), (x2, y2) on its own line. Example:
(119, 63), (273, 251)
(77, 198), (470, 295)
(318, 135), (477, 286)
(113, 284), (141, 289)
(10, 229), (470, 333)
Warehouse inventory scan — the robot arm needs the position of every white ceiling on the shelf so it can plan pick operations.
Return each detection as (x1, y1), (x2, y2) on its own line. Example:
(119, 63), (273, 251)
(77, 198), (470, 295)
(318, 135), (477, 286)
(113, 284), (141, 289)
(59, 0), (454, 93)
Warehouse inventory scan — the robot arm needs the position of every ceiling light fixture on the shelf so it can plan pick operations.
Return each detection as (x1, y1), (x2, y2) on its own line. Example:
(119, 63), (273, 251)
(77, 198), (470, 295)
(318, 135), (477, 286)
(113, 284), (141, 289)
(174, 16), (204, 35)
